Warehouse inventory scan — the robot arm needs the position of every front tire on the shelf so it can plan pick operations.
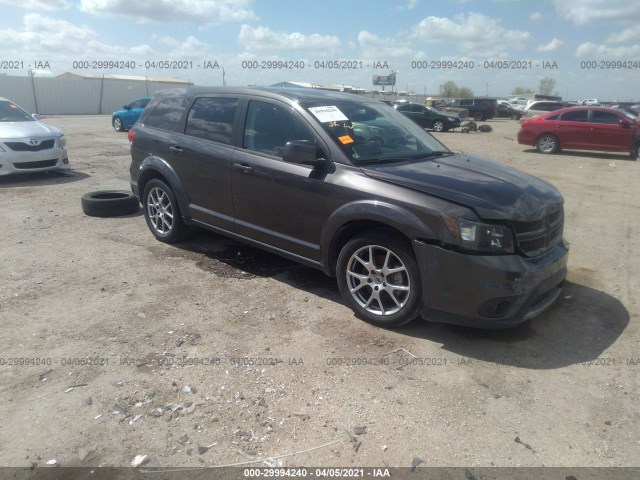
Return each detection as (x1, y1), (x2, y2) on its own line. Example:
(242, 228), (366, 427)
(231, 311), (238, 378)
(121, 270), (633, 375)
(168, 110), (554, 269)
(113, 116), (125, 132)
(631, 143), (639, 161)
(473, 112), (484, 121)
(336, 230), (422, 328)
(142, 179), (189, 243)
(432, 121), (445, 132)
(536, 134), (559, 154)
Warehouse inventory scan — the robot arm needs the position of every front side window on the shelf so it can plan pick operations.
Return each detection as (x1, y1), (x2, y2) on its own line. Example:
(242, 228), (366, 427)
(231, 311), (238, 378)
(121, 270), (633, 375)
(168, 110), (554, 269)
(590, 110), (621, 125)
(129, 98), (150, 109)
(185, 97), (238, 144)
(243, 101), (314, 158)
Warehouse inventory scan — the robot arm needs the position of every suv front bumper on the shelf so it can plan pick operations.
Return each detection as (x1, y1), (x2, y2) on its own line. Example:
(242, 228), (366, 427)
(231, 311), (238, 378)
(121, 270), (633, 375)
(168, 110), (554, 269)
(413, 240), (569, 328)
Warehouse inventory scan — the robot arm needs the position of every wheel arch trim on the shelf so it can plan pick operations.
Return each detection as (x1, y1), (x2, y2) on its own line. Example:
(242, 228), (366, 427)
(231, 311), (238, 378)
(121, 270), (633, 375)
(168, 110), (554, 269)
(137, 156), (190, 216)
(320, 200), (436, 275)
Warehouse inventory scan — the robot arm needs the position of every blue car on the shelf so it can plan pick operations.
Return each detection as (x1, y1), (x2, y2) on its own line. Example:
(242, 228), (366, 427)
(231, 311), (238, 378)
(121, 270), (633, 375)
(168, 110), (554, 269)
(112, 96), (151, 132)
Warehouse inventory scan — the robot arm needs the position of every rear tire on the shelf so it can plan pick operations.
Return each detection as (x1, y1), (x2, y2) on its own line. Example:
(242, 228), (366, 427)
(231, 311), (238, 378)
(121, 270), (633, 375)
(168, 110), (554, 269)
(473, 112), (484, 121)
(631, 143), (639, 161)
(536, 134), (559, 154)
(142, 179), (190, 243)
(336, 230), (422, 328)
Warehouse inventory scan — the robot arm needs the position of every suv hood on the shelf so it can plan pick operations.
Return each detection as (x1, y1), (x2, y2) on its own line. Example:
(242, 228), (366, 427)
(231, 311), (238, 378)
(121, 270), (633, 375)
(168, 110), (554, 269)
(0, 121), (61, 139)
(360, 152), (563, 221)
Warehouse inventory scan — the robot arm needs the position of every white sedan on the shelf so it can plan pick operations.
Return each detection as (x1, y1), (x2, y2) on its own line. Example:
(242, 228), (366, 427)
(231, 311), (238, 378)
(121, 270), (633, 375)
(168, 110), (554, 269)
(0, 98), (69, 176)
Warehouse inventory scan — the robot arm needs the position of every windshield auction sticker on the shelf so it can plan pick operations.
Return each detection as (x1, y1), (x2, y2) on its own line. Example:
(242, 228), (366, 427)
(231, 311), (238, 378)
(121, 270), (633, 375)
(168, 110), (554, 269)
(308, 106), (349, 123)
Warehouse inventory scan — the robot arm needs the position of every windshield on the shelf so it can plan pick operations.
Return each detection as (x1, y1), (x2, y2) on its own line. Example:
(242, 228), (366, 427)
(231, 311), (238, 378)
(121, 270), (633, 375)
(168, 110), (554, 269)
(303, 100), (449, 164)
(0, 100), (36, 122)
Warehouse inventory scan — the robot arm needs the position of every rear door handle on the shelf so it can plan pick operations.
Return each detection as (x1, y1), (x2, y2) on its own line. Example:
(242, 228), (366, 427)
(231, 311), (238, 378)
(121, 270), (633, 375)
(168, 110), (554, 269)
(169, 145), (184, 153)
(234, 163), (253, 174)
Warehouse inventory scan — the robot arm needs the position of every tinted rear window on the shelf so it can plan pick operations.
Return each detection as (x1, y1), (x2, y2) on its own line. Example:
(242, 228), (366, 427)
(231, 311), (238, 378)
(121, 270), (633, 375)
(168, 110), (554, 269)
(535, 103), (563, 111)
(144, 97), (190, 131)
(560, 110), (588, 122)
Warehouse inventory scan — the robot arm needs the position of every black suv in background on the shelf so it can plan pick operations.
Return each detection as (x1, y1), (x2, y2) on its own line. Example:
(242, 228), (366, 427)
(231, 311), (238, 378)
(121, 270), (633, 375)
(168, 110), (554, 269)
(129, 87), (568, 329)
(394, 103), (461, 131)
(449, 98), (498, 121)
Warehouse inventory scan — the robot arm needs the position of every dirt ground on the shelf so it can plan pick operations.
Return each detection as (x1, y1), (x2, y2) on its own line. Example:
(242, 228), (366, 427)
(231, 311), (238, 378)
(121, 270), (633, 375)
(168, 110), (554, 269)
(0, 115), (638, 471)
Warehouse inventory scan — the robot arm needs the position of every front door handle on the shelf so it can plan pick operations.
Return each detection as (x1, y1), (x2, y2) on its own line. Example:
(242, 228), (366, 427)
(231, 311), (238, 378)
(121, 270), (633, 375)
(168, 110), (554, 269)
(169, 145), (184, 153)
(234, 163), (253, 174)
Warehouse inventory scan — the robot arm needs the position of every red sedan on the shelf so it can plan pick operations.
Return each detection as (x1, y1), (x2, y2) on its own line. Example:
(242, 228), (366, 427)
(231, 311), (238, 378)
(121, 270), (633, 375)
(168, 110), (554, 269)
(517, 107), (640, 159)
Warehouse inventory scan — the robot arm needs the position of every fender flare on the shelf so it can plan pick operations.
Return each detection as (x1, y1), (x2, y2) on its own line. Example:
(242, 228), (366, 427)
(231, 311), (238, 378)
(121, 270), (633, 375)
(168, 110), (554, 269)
(137, 156), (191, 217)
(320, 200), (437, 274)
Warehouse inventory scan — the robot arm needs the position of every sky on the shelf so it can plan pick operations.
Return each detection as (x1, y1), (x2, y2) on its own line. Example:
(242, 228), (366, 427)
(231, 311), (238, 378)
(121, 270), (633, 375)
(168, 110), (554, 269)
(1, 0), (640, 101)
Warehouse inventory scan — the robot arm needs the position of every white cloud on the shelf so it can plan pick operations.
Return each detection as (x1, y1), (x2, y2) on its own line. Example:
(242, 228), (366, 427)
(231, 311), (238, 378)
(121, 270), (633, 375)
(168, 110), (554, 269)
(0, 14), (154, 64)
(576, 42), (640, 58)
(79, 0), (256, 24)
(411, 13), (531, 56)
(0, 14), (95, 54)
(0, 0), (69, 9)
(238, 25), (340, 53)
(530, 11), (542, 21)
(537, 38), (566, 52)
(358, 31), (413, 59)
(166, 36), (212, 59)
(553, 0), (640, 26)
(606, 25), (640, 44)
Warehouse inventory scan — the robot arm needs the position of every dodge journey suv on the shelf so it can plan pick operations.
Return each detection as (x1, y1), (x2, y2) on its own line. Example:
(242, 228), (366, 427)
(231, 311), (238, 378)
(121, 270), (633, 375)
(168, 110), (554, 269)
(129, 87), (568, 328)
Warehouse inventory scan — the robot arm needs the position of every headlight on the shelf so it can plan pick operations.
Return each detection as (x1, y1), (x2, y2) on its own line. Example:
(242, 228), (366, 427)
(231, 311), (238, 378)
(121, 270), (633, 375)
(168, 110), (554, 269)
(58, 134), (66, 147)
(447, 117), (457, 122)
(441, 214), (514, 254)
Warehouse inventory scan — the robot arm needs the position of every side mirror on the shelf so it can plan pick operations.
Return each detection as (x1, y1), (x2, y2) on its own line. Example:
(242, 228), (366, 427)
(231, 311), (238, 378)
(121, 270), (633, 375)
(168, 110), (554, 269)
(283, 140), (327, 168)
(620, 119), (632, 128)
(123, 105), (130, 110)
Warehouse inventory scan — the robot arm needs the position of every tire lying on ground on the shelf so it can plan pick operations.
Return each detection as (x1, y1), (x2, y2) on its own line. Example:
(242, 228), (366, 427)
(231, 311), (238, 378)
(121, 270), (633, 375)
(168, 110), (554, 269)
(81, 190), (140, 217)
(478, 124), (493, 133)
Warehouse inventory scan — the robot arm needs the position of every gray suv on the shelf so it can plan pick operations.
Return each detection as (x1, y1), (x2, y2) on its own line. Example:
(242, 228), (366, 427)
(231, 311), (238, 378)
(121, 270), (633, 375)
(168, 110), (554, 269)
(129, 87), (568, 328)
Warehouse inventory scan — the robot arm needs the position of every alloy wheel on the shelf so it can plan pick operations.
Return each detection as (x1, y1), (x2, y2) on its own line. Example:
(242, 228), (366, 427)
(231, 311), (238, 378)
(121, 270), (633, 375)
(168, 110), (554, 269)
(146, 186), (174, 235)
(345, 244), (411, 316)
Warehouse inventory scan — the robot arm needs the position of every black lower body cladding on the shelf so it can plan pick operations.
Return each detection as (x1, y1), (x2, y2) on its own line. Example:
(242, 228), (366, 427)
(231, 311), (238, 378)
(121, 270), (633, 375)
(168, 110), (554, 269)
(414, 240), (569, 328)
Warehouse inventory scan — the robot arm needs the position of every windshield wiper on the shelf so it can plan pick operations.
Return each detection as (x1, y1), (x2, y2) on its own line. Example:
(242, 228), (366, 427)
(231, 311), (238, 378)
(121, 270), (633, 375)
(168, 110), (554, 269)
(355, 157), (412, 165)
(411, 150), (454, 159)
(355, 151), (454, 165)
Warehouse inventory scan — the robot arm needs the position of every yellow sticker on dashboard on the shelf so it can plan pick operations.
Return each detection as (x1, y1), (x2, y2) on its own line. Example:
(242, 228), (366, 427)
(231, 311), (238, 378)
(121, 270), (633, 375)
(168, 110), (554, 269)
(338, 135), (354, 144)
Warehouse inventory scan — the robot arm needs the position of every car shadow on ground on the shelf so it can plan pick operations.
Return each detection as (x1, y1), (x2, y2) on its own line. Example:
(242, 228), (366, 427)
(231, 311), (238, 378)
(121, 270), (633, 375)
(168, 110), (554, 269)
(173, 230), (340, 303)
(0, 169), (90, 188)
(396, 281), (629, 370)
(523, 148), (635, 161)
(166, 232), (628, 371)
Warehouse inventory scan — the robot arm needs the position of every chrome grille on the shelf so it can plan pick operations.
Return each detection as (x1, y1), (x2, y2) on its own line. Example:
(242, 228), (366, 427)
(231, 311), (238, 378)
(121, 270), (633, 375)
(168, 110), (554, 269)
(512, 208), (563, 257)
(5, 139), (55, 151)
